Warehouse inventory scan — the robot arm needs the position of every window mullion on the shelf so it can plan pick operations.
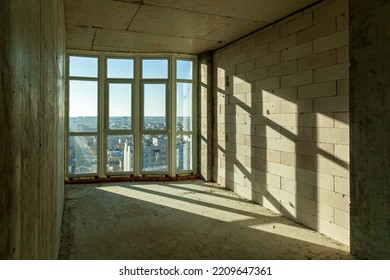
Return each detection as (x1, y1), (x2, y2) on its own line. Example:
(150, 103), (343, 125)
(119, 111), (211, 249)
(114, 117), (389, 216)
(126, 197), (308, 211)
(98, 53), (105, 178)
(134, 55), (142, 176)
(170, 54), (176, 177)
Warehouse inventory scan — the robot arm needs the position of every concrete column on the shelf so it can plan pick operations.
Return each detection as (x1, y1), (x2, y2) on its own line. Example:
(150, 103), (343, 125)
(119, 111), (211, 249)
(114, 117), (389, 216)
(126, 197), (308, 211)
(198, 52), (214, 181)
(350, 0), (390, 259)
(0, 0), (65, 259)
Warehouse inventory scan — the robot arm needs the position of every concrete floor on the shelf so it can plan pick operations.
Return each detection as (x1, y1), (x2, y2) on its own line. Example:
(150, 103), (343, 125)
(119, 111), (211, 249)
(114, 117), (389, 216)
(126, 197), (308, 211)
(59, 180), (352, 260)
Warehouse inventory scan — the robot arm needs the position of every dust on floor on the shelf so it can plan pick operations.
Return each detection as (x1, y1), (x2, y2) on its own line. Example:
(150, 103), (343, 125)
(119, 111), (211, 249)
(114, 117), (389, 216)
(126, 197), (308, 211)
(59, 180), (352, 260)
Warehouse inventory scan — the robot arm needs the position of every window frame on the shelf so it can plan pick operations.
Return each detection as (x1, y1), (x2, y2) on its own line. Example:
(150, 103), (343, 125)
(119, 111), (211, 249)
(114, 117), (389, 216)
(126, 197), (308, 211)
(65, 52), (197, 179)
(174, 57), (196, 174)
(104, 55), (136, 176)
(66, 54), (100, 178)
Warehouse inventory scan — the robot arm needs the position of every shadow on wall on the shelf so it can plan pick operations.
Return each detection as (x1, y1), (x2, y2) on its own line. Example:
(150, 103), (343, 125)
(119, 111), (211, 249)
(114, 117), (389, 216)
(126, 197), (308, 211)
(216, 70), (349, 239)
(59, 182), (351, 259)
(213, 0), (350, 245)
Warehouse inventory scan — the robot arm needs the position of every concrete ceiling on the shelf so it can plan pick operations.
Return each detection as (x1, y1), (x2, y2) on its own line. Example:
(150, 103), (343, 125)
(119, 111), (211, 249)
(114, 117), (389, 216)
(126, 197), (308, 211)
(65, 0), (319, 54)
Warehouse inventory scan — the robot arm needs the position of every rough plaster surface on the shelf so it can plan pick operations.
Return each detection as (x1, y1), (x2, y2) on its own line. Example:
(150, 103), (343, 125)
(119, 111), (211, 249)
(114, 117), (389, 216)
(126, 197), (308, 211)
(59, 181), (351, 259)
(0, 0), (65, 259)
(64, 0), (319, 53)
(350, 0), (390, 259)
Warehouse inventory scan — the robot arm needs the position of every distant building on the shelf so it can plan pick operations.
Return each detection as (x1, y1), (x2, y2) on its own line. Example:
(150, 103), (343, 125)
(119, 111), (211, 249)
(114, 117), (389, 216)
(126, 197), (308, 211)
(123, 140), (133, 171)
(143, 136), (167, 171)
(177, 136), (191, 171)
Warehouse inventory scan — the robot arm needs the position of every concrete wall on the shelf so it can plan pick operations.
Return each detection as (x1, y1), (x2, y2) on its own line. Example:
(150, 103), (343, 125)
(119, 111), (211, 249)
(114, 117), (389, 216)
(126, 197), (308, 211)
(0, 0), (65, 259)
(213, 0), (350, 244)
(350, 0), (390, 259)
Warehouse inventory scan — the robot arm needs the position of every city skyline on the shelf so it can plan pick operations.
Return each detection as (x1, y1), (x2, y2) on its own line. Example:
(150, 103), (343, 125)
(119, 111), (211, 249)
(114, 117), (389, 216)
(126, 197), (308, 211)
(69, 115), (192, 132)
(69, 56), (193, 117)
(68, 133), (192, 175)
(69, 85), (192, 118)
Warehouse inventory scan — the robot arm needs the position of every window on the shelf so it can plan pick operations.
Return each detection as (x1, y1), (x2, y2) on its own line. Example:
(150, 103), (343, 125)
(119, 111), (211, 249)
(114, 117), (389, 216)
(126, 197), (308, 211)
(105, 57), (135, 174)
(66, 54), (196, 178)
(176, 59), (194, 172)
(67, 55), (99, 176)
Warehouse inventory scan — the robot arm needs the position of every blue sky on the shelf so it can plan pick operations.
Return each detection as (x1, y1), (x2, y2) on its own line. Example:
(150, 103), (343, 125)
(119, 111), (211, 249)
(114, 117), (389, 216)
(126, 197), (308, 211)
(144, 84), (166, 117)
(109, 84), (132, 117)
(69, 56), (192, 117)
(69, 80), (98, 117)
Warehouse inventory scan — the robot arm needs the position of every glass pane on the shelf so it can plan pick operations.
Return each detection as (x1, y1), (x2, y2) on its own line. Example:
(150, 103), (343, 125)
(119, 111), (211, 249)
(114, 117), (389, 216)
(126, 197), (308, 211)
(142, 135), (168, 172)
(69, 56), (98, 78)
(108, 83), (132, 130)
(177, 134), (192, 171)
(177, 60), (193, 80)
(144, 84), (166, 130)
(68, 136), (98, 175)
(69, 80), (98, 132)
(142, 59), (168, 79)
(106, 135), (134, 173)
(177, 83), (192, 131)
(107, 58), (134, 79)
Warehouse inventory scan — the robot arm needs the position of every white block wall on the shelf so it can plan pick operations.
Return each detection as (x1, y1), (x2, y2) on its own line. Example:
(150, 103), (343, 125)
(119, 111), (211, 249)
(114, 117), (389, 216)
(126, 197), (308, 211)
(213, 0), (350, 245)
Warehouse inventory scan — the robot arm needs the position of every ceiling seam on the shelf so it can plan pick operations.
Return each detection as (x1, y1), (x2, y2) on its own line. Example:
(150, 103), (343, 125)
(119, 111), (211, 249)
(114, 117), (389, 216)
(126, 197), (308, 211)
(113, 0), (144, 4)
(213, 0), (325, 53)
(67, 26), (223, 48)
(91, 28), (98, 51)
(140, 2), (262, 23)
(109, 28), (224, 43)
(126, 4), (142, 31)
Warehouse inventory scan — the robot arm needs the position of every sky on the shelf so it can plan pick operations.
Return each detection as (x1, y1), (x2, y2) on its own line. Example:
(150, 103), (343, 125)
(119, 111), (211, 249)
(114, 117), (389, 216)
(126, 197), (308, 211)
(144, 84), (166, 116)
(109, 84), (132, 117)
(69, 56), (192, 118)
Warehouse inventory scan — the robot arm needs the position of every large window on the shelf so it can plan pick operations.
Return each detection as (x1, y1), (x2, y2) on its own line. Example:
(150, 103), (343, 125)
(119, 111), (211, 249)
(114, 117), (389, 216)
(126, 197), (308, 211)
(105, 57), (134, 175)
(66, 54), (196, 178)
(67, 55), (99, 176)
(176, 59), (194, 172)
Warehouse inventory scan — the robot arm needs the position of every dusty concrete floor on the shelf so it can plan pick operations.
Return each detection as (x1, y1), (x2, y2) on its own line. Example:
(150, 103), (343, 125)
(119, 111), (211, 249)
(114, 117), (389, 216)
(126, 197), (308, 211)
(59, 180), (352, 260)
